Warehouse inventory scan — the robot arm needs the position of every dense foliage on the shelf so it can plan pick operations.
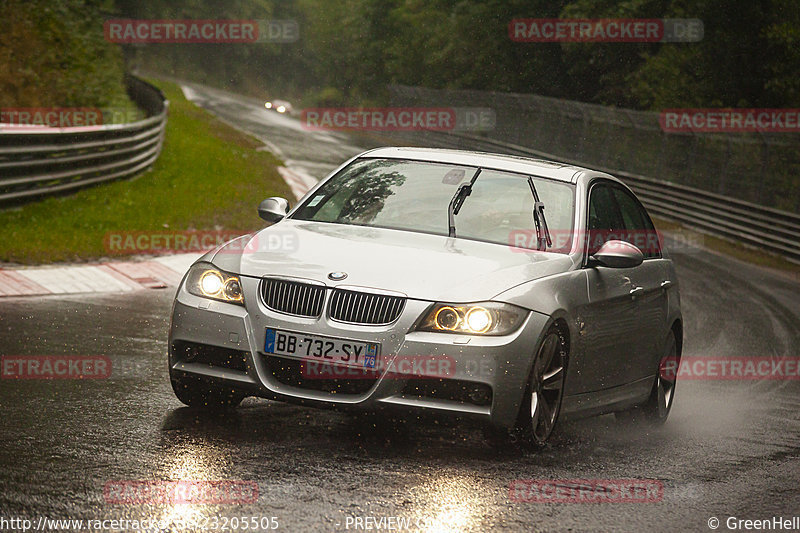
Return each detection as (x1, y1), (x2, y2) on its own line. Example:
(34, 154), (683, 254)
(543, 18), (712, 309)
(5, 0), (796, 109)
(0, 0), (131, 108)
(114, 0), (800, 109)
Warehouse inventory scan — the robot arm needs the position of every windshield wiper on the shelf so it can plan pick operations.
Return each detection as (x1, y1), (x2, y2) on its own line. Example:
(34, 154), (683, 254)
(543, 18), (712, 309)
(527, 177), (552, 250)
(448, 169), (482, 237)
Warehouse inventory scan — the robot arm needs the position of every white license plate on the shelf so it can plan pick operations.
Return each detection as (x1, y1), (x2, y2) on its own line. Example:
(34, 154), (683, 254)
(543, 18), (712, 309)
(264, 328), (379, 368)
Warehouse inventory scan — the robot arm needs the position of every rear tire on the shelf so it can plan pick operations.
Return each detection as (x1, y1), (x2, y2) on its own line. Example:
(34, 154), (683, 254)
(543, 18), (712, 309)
(641, 330), (678, 424)
(615, 330), (679, 425)
(170, 374), (245, 409)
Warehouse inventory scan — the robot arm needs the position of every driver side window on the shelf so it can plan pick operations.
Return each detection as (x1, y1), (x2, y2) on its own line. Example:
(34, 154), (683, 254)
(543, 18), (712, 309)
(612, 187), (661, 259)
(587, 184), (623, 256)
(587, 182), (661, 259)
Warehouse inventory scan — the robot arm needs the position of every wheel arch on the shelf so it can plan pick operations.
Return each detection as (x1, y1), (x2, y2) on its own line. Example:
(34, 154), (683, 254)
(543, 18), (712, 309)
(670, 318), (683, 357)
(521, 313), (572, 382)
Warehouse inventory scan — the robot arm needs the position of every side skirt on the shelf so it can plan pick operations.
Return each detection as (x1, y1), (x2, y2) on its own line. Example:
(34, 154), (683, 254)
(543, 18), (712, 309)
(560, 375), (654, 420)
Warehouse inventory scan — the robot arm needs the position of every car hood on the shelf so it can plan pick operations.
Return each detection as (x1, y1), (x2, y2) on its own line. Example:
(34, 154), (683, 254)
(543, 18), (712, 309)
(212, 220), (575, 303)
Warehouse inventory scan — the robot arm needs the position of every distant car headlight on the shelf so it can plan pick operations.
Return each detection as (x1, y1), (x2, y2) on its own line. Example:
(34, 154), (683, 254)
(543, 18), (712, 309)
(185, 262), (244, 305)
(276, 105), (287, 113)
(415, 302), (527, 336)
(265, 102), (273, 109)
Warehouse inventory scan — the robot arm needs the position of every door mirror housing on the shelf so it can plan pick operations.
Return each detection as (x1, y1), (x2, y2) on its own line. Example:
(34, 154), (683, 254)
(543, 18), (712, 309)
(589, 240), (644, 268)
(258, 197), (290, 223)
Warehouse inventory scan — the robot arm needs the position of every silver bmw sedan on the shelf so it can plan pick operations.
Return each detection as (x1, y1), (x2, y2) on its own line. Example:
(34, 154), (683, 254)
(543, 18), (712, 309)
(168, 147), (682, 445)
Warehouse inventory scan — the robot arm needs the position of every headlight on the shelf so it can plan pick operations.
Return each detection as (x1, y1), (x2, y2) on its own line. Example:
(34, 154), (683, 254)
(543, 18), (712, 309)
(265, 102), (273, 109)
(415, 302), (527, 336)
(185, 263), (244, 305)
(276, 105), (286, 113)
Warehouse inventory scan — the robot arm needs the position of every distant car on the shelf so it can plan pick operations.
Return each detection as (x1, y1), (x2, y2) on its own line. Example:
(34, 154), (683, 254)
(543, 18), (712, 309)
(168, 147), (682, 445)
(264, 99), (292, 114)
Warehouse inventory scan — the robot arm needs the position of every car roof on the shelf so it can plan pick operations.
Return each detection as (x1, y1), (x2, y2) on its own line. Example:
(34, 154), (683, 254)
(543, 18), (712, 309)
(360, 146), (589, 183)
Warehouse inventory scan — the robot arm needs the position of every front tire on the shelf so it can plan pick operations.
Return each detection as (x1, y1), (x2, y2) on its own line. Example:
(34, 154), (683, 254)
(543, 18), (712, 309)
(170, 374), (245, 409)
(513, 324), (568, 446)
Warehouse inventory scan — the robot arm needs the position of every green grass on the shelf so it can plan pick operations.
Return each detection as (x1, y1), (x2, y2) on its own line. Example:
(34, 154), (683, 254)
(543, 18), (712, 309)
(0, 79), (292, 265)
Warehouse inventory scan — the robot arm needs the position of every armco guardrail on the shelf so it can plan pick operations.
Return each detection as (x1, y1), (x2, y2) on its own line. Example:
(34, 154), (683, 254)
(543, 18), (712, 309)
(0, 76), (167, 203)
(389, 84), (800, 214)
(381, 129), (800, 262)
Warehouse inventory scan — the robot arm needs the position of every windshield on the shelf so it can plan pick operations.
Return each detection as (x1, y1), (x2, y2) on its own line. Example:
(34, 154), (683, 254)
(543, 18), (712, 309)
(291, 158), (575, 252)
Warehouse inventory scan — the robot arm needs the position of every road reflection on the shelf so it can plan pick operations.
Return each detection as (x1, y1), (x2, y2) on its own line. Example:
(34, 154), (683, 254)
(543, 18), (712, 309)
(411, 476), (486, 532)
(156, 410), (243, 528)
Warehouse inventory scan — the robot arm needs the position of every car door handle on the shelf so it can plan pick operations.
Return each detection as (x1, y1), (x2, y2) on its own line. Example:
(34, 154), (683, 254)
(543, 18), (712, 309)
(629, 286), (644, 297)
(660, 280), (673, 290)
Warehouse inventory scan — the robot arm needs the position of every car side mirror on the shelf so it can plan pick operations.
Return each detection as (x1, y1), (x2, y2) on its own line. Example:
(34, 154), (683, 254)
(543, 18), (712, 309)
(258, 197), (290, 223)
(589, 239), (644, 268)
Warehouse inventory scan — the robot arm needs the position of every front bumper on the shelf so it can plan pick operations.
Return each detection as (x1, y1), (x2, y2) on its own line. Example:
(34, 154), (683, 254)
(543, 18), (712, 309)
(168, 275), (550, 429)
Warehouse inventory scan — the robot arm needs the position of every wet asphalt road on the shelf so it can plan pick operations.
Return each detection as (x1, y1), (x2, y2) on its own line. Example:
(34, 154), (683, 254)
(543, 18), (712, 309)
(1, 83), (799, 533)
